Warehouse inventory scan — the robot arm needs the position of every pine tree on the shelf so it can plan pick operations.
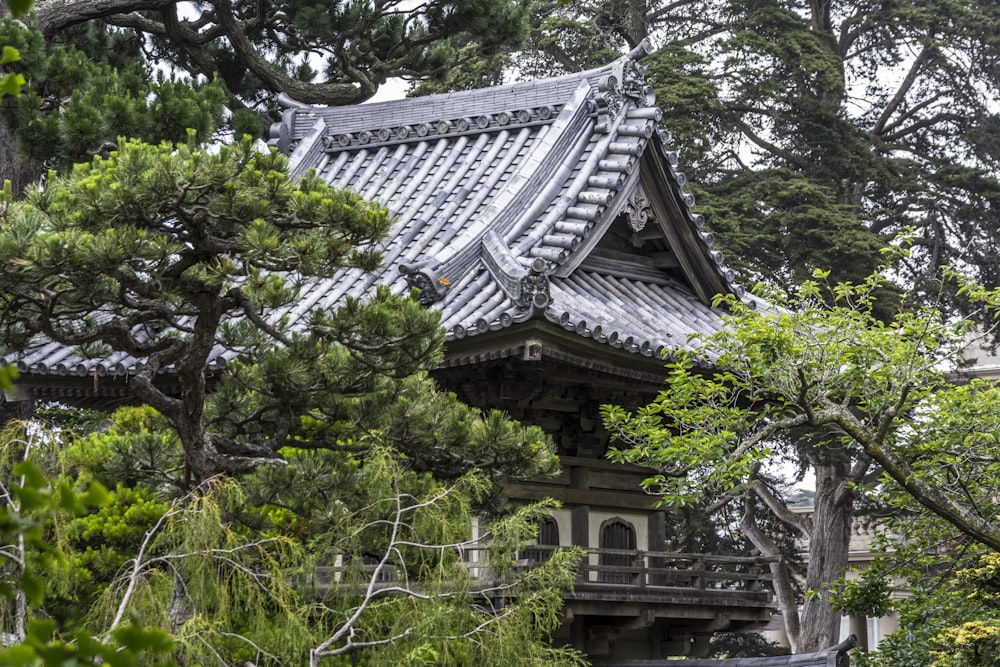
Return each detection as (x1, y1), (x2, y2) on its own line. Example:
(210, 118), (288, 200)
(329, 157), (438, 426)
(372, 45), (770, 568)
(0, 135), (559, 485)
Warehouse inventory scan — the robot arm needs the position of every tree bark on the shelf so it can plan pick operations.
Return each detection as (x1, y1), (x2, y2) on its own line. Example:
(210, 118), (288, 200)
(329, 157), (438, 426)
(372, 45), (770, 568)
(33, 0), (175, 37)
(0, 123), (44, 197)
(796, 461), (853, 653)
(741, 497), (803, 654)
(743, 456), (856, 654)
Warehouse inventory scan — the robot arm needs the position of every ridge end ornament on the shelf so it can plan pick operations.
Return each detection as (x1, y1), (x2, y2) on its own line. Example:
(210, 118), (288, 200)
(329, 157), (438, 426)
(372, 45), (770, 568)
(399, 263), (448, 306)
(515, 258), (552, 312)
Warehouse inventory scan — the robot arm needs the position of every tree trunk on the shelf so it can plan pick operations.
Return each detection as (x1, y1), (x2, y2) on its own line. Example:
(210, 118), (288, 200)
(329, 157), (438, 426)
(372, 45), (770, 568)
(741, 498), (803, 653)
(0, 123), (44, 197)
(33, 0), (174, 37)
(626, 0), (649, 49)
(742, 457), (855, 654)
(797, 461), (853, 653)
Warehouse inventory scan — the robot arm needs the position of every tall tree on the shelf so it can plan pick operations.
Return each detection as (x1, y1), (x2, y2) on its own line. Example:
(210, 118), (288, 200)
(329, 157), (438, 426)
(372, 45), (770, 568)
(603, 260), (1000, 653)
(0, 136), (559, 486)
(28, 0), (527, 107)
(441, 0), (1000, 308)
(0, 1), (529, 190)
(0, 20), (226, 184)
(0, 134), (574, 663)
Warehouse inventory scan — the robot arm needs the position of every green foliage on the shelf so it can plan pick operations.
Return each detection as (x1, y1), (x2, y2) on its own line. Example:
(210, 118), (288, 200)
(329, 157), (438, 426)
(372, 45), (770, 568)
(0, 415), (580, 665)
(0, 619), (176, 667)
(707, 632), (791, 659)
(931, 620), (1000, 667)
(878, 553), (1000, 667)
(296, 447), (585, 665)
(0, 418), (180, 666)
(602, 263), (967, 512)
(0, 20), (225, 171)
(642, 43), (724, 169)
(69, 1), (530, 111)
(697, 169), (886, 289)
(411, 0), (622, 95)
(61, 406), (185, 490)
(604, 258), (1000, 658)
(831, 566), (893, 619)
(0, 0), (29, 99)
(0, 42), (23, 98)
(0, 134), (427, 481)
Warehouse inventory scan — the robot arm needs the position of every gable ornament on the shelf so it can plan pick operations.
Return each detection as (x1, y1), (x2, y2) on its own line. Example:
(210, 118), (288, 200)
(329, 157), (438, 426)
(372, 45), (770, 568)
(625, 186), (653, 232)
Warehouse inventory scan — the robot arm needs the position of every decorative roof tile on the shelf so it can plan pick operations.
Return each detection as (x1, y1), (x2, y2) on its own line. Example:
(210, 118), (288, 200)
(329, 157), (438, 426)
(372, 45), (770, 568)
(6, 42), (748, 385)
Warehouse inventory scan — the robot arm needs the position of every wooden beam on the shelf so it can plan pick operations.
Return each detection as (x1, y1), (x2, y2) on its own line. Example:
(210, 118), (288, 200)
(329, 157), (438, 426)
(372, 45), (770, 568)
(502, 482), (659, 510)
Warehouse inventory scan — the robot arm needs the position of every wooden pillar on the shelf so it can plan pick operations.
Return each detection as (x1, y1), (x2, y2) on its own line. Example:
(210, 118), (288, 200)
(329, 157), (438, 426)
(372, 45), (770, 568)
(572, 505), (590, 581)
(648, 510), (666, 585)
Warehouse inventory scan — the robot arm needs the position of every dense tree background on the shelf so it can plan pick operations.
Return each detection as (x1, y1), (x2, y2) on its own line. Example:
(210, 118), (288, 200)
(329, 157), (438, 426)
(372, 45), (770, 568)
(421, 1), (1000, 657)
(430, 0), (1000, 311)
(0, 0), (530, 189)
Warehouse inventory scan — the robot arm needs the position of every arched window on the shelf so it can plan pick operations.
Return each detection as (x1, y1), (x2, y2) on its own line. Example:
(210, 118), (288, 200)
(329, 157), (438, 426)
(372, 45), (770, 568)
(599, 518), (636, 584)
(523, 517), (560, 565)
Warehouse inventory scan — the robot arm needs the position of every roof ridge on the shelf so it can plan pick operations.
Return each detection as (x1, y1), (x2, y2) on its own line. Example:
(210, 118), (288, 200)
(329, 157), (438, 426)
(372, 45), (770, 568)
(267, 60), (628, 155)
(397, 78), (596, 305)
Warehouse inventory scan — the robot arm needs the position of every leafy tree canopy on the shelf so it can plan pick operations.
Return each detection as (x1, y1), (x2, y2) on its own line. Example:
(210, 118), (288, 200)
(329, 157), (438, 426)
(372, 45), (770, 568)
(28, 0), (529, 109)
(604, 258), (1000, 548)
(0, 20), (226, 172)
(0, 0), (531, 189)
(603, 253), (1000, 654)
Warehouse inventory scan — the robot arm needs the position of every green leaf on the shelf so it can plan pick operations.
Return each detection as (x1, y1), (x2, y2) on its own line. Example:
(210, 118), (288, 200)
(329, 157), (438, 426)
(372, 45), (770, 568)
(114, 624), (176, 654)
(0, 644), (39, 666)
(0, 45), (19, 65)
(81, 481), (111, 508)
(0, 72), (24, 97)
(5, 0), (32, 18)
(12, 461), (45, 489)
(19, 572), (44, 604)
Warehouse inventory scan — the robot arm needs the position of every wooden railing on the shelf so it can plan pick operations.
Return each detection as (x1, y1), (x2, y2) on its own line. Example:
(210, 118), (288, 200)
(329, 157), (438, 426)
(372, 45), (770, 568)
(531, 546), (774, 594)
(312, 547), (775, 601)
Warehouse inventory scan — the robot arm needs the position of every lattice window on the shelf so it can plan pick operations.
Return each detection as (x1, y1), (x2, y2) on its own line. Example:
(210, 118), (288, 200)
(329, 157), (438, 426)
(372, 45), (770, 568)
(522, 517), (559, 565)
(599, 518), (636, 584)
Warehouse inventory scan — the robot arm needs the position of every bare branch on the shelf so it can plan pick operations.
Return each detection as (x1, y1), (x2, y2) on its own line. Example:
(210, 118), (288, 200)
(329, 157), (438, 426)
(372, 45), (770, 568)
(872, 46), (932, 136)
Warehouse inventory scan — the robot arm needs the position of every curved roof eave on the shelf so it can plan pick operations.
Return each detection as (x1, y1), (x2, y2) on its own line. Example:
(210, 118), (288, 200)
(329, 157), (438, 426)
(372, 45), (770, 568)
(5, 43), (756, 395)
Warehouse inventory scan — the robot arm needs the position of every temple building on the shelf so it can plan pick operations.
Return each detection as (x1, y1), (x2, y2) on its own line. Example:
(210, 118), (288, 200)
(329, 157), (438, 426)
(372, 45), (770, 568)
(4, 43), (780, 663)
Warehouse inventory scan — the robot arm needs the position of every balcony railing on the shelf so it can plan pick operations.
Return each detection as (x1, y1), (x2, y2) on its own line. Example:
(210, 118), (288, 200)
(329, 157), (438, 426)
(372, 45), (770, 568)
(312, 546), (776, 603)
(574, 547), (773, 591)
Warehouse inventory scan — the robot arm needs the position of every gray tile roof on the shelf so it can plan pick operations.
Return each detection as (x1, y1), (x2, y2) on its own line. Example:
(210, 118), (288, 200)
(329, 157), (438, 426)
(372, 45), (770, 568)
(268, 47), (746, 359)
(4, 45), (746, 385)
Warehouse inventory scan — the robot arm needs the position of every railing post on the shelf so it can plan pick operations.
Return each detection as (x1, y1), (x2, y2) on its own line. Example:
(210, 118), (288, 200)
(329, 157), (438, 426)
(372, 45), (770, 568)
(691, 556), (705, 589)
